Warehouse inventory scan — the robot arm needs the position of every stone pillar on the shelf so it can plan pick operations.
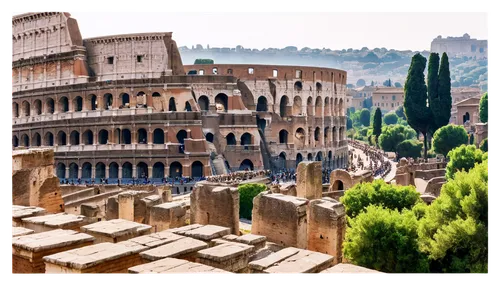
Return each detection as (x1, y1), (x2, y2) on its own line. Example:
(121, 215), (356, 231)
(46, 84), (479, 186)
(93, 132), (98, 145)
(105, 166), (109, 178)
(91, 167), (96, 179)
(296, 161), (322, 200)
(78, 167), (82, 179)
(132, 131), (137, 144)
(164, 130), (168, 144)
(65, 167), (69, 179)
(97, 95), (104, 111)
(307, 198), (346, 265)
(118, 166), (123, 179)
(148, 166), (153, 178)
(118, 193), (135, 221)
(147, 131), (152, 145)
(132, 165), (137, 178)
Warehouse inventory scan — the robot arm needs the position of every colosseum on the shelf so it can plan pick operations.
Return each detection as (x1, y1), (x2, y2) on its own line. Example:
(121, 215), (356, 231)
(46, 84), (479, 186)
(12, 12), (348, 187)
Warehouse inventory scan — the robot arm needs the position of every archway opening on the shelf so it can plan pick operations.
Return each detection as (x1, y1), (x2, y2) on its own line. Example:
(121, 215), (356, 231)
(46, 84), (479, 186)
(104, 94), (113, 110)
(98, 130), (108, 144)
(215, 93), (228, 111)
(314, 127), (320, 142)
(69, 163), (78, 179)
(32, 133), (41, 146)
(46, 98), (55, 114)
(153, 162), (165, 178)
(169, 98), (177, 111)
(226, 133), (236, 145)
(122, 129), (131, 144)
(22, 101), (30, 117)
(13, 135), (19, 148)
(153, 129), (164, 144)
(280, 96), (289, 117)
(176, 130), (188, 144)
(13, 102), (19, 118)
(95, 162), (105, 179)
(293, 96), (302, 115)
(21, 134), (29, 147)
(45, 133), (54, 146)
(74, 97), (83, 112)
(169, 161), (183, 178)
(57, 131), (67, 146)
(332, 180), (344, 191)
(138, 128), (148, 144)
(294, 81), (303, 91)
(191, 161), (204, 178)
(257, 96), (268, 112)
(83, 130), (93, 145)
(307, 96), (313, 116)
(121, 93), (130, 107)
(70, 131), (80, 145)
(296, 153), (303, 167)
(59, 97), (69, 113)
(90, 95), (97, 110)
(34, 100), (42, 115)
(137, 162), (148, 179)
(198, 96), (209, 111)
(185, 101), (192, 112)
(122, 162), (132, 178)
(82, 163), (92, 179)
(109, 162), (119, 178)
(56, 163), (66, 179)
(279, 129), (288, 144)
(294, 128), (305, 148)
(206, 133), (214, 143)
(241, 133), (252, 146)
(307, 153), (313, 161)
(316, 152), (323, 162)
(316, 82), (322, 91)
(239, 159), (254, 171)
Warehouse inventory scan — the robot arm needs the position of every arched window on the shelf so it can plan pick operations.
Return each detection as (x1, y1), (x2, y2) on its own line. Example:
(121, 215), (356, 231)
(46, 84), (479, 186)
(68, 163), (78, 179)
(153, 162), (165, 178)
(185, 101), (192, 111)
(307, 153), (313, 161)
(122, 129), (131, 144)
(241, 133), (252, 145)
(22, 101), (30, 117)
(176, 130), (187, 144)
(13, 135), (19, 148)
(74, 96), (83, 112)
(239, 159), (254, 171)
(32, 133), (41, 146)
(93, 162), (104, 179)
(57, 131), (67, 146)
(153, 129), (164, 144)
(307, 96), (313, 116)
(169, 98), (177, 111)
(293, 96), (302, 115)
(136, 91), (146, 107)
(13, 102), (19, 118)
(98, 130), (108, 144)
(206, 133), (214, 143)
(324, 127), (330, 142)
(315, 96), (322, 117)
(21, 134), (29, 147)
(279, 129), (288, 144)
(198, 96), (209, 111)
(58, 97), (69, 113)
(46, 98), (55, 114)
(109, 162), (119, 178)
(88, 94), (97, 111)
(339, 98), (344, 116)
(256, 96), (268, 112)
(316, 152), (323, 162)
(332, 126), (338, 142)
(138, 128), (148, 144)
(324, 97), (331, 116)
(314, 127), (320, 141)
(294, 128), (305, 148)
(296, 153), (303, 167)
(56, 163), (66, 179)
(152, 92), (161, 97)
(82, 162), (92, 179)
(104, 93), (113, 110)
(191, 161), (204, 178)
(120, 93), (130, 106)
(169, 161), (183, 178)
(316, 82), (322, 91)
(82, 130), (93, 145)
(137, 162), (148, 178)
(215, 93), (228, 111)
(70, 130), (80, 145)
(280, 96), (289, 117)
(226, 133), (236, 145)
(294, 81), (303, 91)
(122, 162), (132, 178)
(34, 99), (42, 115)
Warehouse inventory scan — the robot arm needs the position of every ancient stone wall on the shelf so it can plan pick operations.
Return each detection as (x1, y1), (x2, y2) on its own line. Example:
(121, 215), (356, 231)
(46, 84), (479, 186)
(190, 184), (239, 234)
(296, 161), (322, 199)
(12, 149), (64, 213)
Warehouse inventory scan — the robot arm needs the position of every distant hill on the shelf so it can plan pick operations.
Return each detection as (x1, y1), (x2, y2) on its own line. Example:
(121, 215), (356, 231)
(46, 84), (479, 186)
(178, 45), (487, 91)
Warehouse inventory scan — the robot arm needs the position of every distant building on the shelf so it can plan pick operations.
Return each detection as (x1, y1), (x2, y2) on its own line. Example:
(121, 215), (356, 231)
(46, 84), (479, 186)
(450, 87), (482, 123)
(431, 33), (487, 58)
(372, 87), (404, 112)
(454, 96), (487, 147)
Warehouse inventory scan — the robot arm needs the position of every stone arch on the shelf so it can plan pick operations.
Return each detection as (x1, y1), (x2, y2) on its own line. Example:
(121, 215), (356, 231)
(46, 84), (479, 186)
(307, 153), (313, 161)
(185, 101), (192, 111)
(256, 96), (268, 112)
(169, 97), (177, 111)
(109, 162), (119, 179)
(324, 97), (331, 116)
(122, 162), (132, 178)
(294, 128), (306, 148)
(137, 162), (148, 178)
(226, 133), (236, 145)
(339, 98), (344, 116)
(324, 127), (330, 143)
(33, 99), (42, 115)
(280, 95), (290, 117)
(307, 96), (313, 116)
(315, 96), (322, 116)
(463, 112), (470, 124)
(137, 128), (148, 144)
(56, 163), (66, 179)
(241, 132), (253, 145)
(22, 101), (30, 117)
(57, 131), (67, 146)
(87, 94), (97, 111)
(293, 96), (302, 115)
(176, 129), (188, 144)
(332, 126), (338, 142)
(215, 93), (228, 111)
(198, 95), (210, 111)
(45, 98), (55, 114)
(21, 134), (29, 147)
(120, 93), (130, 107)
(58, 97), (69, 113)
(314, 127), (320, 142)
(170, 161), (183, 178)
(95, 162), (105, 179)
(239, 159), (254, 171)
(153, 162), (165, 178)
(82, 130), (93, 145)
(70, 130), (80, 145)
(152, 92), (161, 98)
(32, 132), (41, 146)
(122, 129), (131, 144)
(13, 135), (19, 148)
(294, 81), (303, 91)
(191, 161), (204, 178)
(206, 132), (214, 143)
(103, 93), (113, 110)
(44, 132), (54, 146)
(329, 169), (353, 191)
(98, 129), (109, 144)
(73, 96), (83, 112)
(13, 102), (19, 118)
(316, 82), (322, 91)
(153, 128), (164, 144)
(316, 151), (323, 162)
(296, 153), (303, 167)
(81, 162), (92, 179)
(334, 98), (339, 116)
(136, 91), (146, 107)
(69, 163), (78, 179)
(279, 129), (289, 144)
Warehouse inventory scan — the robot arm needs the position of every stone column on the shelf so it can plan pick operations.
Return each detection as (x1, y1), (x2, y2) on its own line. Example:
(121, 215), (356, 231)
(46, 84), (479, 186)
(118, 166), (123, 179)
(118, 193), (135, 221)
(296, 161), (322, 200)
(164, 130), (168, 144)
(97, 95), (104, 111)
(65, 167), (69, 179)
(132, 165), (137, 178)
(148, 166), (153, 178)
(93, 132), (98, 145)
(78, 167), (82, 179)
(105, 166), (109, 178)
(91, 167), (96, 179)
(147, 130), (152, 145)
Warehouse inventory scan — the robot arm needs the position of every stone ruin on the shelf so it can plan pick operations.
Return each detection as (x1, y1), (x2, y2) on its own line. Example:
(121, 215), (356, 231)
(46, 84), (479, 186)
(324, 169), (373, 200)
(12, 149), (64, 213)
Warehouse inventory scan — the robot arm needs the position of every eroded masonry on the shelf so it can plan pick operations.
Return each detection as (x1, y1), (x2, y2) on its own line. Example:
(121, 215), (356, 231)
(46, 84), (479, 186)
(12, 12), (348, 185)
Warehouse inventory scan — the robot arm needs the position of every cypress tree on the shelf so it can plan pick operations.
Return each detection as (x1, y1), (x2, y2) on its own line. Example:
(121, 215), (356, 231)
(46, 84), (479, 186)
(436, 52), (452, 128)
(373, 107), (382, 144)
(404, 53), (432, 160)
(427, 53), (440, 134)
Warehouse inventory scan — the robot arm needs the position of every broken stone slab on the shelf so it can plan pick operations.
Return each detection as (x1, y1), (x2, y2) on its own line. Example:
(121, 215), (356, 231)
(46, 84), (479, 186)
(123, 230), (185, 249)
(12, 229), (95, 252)
(12, 226), (35, 237)
(196, 242), (254, 272)
(235, 234), (266, 248)
(263, 249), (333, 275)
(248, 247), (301, 271)
(12, 205), (46, 226)
(22, 213), (93, 233)
(149, 201), (187, 232)
(80, 219), (152, 243)
(320, 263), (382, 273)
(129, 257), (229, 273)
(140, 237), (208, 261)
(43, 241), (148, 273)
(170, 224), (231, 242)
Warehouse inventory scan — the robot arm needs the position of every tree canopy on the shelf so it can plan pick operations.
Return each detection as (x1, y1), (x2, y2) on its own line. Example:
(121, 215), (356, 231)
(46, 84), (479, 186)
(379, 124), (417, 152)
(356, 79), (366, 87)
(418, 160), (488, 273)
(479, 138), (488, 152)
(383, 112), (399, 125)
(373, 108), (382, 141)
(445, 145), (487, 180)
(396, 139), (423, 160)
(395, 105), (407, 120)
(432, 125), (468, 157)
(340, 179), (421, 219)
(435, 52), (452, 131)
(404, 53), (433, 159)
(194, 58), (214, 64)
(238, 183), (266, 219)
(360, 108), (371, 127)
(343, 205), (429, 273)
(479, 92), (488, 123)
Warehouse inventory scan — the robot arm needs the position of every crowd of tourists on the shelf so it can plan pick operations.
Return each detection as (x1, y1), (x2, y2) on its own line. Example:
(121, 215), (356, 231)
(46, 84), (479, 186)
(348, 139), (393, 178)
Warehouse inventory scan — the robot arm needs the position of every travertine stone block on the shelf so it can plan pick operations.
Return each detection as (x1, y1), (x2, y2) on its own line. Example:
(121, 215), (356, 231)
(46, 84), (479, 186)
(196, 242), (254, 272)
(12, 227), (35, 237)
(320, 263), (382, 273)
(21, 213), (94, 233)
(129, 257), (229, 273)
(169, 224), (231, 242)
(80, 219), (151, 243)
(296, 161), (322, 200)
(249, 247), (333, 273)
(12, 205), (45, 226)
(149, 202), (187, 232)
(140, 237), (208, 262)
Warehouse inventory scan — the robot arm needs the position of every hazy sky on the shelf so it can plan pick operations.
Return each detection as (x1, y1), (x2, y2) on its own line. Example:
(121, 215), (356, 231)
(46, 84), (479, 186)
(66, 12), (487, 51)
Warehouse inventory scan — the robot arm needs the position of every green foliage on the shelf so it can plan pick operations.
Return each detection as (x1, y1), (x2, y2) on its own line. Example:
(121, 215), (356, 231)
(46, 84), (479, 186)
(343, 205), (429, 273)
(194, 58), (214, 64)
(435, 53), (452, 131)
(356, 79), (366, 87)
(418, 161), (488, 272)
(396, 139), (423, 159)
(238, 183), (267, 219)
(479, 138), (488, 152)
(383, 79), (392, 87)
(383, 112), (398, 125)
(347, 117), (353, 130)
(379, 124), (417, 152)
(404, 53), (433, 159)
(394, 82), (402, 88)
(479, 92), (488, 123)
(373, 108), (382, 139)
(360, 108), (371, 127)
(427, 53), (440, 132)
(340, 179), (421, 219)
(432, 125), (468, 156)
(362, 97), (373, 109)
(445, 145), (487, 180)
(395, 105), (407, 120)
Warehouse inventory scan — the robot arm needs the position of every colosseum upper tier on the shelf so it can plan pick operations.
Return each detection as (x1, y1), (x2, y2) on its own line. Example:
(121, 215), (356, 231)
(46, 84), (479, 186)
(12, 12), (348, 184)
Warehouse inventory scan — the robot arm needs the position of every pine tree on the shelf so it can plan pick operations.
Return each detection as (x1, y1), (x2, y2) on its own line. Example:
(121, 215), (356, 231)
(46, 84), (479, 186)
(404, 54), (432, 160)
(373, 108), (382, 144)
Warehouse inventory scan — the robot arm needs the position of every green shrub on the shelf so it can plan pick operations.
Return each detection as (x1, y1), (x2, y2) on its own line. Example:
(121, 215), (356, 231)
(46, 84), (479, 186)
(445, 145), (487, 180)
(479, 138), (488, 152)
(238, 183), (267, 219)
(396, 139), (422, 159)
(432, 125), (468, 157)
